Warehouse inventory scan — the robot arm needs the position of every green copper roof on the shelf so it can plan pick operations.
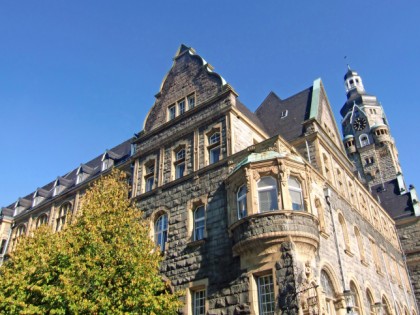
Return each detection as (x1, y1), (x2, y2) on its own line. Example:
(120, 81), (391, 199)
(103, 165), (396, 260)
(230, 151), (286, 174)
(309, 78), (321, 119)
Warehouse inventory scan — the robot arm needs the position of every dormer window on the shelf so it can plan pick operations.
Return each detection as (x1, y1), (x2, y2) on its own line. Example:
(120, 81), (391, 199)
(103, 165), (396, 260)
(102, 159), (110, 171)
(53, 185), (60, 197)
(76, 173), (84, 185)
(280, 110), (288, 119)
(32, 195), (43, 207)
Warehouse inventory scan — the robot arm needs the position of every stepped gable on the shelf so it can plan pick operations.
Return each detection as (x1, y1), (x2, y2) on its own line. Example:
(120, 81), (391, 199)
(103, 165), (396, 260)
(255, 88), (312, 141)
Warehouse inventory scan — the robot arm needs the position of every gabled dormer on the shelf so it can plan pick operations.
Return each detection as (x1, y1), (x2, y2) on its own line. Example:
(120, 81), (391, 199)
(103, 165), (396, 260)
(76, 164), (95, 185)
(32, 188), (49, 208)
(101, 149), (124, 171)
(13, 198), (32, 216)
(52, 176), (73, 197)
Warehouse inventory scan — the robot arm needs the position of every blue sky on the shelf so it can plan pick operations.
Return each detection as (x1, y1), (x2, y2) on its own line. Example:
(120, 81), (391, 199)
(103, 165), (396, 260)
(1, 1), (419, 207)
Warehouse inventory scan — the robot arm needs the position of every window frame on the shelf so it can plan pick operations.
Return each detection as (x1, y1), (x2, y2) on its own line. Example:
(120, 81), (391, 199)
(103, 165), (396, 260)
(257, 176), (279, 213)
(144, 161), (156, 192)
(257, 274), (275, 315)
(188, 94), (195, 110)
(237, 185), (247, 219)
(193, 206), (205, 241)
(207, 131), (221, 164)
(288, 176), (304, 211)
(174, 148), (186, 179)
(178, 99), (186, 115)
(191, 289), (205, 315)
(154, 214), (168, 252)
(168, 104), (176, 120)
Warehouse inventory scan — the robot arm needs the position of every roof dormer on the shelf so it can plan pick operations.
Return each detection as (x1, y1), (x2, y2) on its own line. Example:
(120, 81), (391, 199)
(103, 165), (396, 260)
(13, 198), (32, 216)
(52, 176), (73, 197)
(32, 188), (49, 208)
(76, 164), (95, 185)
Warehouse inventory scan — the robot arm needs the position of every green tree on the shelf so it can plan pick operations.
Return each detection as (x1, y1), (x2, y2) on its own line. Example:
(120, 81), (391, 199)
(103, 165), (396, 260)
(0, 170), (182, 314)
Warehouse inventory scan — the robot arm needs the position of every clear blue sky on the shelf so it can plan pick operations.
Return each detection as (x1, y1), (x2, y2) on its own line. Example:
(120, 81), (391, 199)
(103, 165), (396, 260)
(1, 1), (419, 207)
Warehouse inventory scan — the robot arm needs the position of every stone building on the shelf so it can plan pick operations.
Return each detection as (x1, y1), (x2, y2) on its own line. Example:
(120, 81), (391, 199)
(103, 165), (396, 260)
(339, 68), (420, 309)
(1, 45), (418, 315)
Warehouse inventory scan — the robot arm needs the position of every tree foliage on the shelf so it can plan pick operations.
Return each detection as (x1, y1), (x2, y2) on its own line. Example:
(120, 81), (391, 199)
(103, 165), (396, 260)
(0, 170), (182, 314)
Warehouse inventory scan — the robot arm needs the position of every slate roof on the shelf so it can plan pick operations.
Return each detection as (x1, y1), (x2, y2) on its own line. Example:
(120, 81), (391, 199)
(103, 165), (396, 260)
(5, 139), (132, 214)
(370, 179), (414, 220)
(255, 88), (312, 142)
(235, 99), (269, 134)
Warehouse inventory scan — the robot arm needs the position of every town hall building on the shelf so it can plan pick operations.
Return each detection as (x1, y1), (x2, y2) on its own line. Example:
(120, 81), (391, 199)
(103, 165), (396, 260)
(1, 45), (418, 315)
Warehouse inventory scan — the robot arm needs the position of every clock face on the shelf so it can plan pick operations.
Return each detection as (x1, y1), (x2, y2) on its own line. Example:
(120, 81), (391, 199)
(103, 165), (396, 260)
(353, 117), (367, 131)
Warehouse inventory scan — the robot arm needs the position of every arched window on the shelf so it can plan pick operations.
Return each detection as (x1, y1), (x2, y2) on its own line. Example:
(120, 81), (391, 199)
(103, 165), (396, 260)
(56, 203), (72, 232)
(16, 224), (26, 237)
(155, 214), (168, 251)
(350, 281), (362, 315)
(237, 185), (247, 219)
(354, 227), (365, 262)
(360, 134), (370, 147)
(288, 176), (303, 210)
(36, 214), (48, 228)
(320, 270), (336, 315)
(194, 206), (205, 241)
(257, 176), (278, 212)
(382, 296), (392, 315)
(338, 214), (351, 253)
(366, 289), (375, 315)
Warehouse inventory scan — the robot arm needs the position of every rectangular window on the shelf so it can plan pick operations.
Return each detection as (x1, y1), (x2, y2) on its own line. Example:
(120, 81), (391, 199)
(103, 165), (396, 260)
(209, 147), (220, 164)
(168, 105), (176, 120)
(178, 100), (185, 115)
(145, 162), (155, 192)
(192, 289), (206, 315)
(145, 176), (154, 192)
(176, 162), (185, 179)
(258, 275), (275, 315)
(188, 95), (195, 109)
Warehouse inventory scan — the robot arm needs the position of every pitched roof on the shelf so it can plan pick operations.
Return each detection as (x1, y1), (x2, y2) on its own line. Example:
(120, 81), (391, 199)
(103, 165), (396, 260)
(235, 99), (269, 134)
(370, 179), (414, 220)
(255, 88), (312, 141)
(5, 139), (132, 212)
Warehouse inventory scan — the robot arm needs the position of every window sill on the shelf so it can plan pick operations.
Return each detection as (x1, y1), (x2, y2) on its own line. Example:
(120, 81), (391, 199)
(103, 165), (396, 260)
(361, 259), (369, 267)
(320, 230), (330, 239)
(187, 239), (206, 248)
(344, 249), (354, 257)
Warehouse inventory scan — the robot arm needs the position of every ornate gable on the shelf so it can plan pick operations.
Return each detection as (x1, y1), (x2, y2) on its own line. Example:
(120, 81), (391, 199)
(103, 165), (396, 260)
(143, 45), (227, 132)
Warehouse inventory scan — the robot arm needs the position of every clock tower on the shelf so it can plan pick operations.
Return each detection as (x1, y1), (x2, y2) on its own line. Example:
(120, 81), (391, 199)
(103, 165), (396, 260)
(340, 67), (402, 189)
